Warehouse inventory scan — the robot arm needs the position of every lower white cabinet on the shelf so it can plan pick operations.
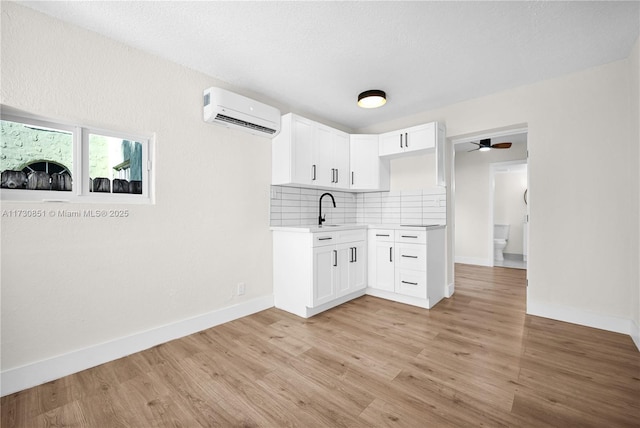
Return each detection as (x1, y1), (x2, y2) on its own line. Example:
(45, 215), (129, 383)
(312, 240), (366, 307)
(273, 227), (367, 318)
(369, 229), (395, 292)
(367, 227), (446, 309)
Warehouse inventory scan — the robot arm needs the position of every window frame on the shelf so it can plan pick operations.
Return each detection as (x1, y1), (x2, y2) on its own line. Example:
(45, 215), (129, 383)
(1, 107), (154, 204)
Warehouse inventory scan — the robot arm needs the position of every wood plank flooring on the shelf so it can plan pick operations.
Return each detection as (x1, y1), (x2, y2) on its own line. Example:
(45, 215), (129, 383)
(2, 264), (639, 427)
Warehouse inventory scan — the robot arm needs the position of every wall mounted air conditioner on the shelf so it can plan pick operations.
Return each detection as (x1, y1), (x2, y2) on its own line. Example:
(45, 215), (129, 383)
(203, 87), (281, 137)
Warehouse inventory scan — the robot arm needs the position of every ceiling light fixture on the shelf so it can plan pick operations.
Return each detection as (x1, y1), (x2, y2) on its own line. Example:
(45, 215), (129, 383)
(479, 146), (491, 152)
(357, 90), (386, 109)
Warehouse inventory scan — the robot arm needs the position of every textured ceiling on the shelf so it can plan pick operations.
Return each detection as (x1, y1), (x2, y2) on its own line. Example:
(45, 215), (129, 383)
(18, 1), (640, 131)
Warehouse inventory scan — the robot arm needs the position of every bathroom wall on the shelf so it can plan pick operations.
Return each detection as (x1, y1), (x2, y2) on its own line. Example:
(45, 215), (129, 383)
(494, 169), (528, 255)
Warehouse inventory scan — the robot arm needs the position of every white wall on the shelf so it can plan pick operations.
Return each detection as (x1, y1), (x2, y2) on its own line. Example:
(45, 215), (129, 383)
(494, 169), (528, 255)
(389, 152), (437, 191)
(454, 145), (527, 264)
(359, 50), (639, 339)
(1, 2), (276, 383)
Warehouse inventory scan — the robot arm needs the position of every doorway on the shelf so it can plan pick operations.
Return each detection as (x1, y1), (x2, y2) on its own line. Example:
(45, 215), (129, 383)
(490, 160), (528, 269)
(449, 128), (528, 273)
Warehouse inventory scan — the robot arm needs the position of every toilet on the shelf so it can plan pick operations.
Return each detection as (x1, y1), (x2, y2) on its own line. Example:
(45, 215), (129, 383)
(494, 224), (510, 261)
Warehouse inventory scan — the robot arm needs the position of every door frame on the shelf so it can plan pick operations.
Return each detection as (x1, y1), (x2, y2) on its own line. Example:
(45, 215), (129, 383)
(447, 125), (528, 291)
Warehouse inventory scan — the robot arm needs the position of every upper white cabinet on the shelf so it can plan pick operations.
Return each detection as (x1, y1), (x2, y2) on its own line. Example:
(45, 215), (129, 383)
(349, 134), (390, 191)
(379, 122), (435, 157)
(272, 113), (350, 190)
(273, 113), (445, 190)
(379, 121), (446, 187)
(315, 126), (350, 188)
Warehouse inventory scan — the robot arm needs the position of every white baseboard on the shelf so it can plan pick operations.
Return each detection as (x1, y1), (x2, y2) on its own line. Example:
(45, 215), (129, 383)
(1, 295), (274, 397)
(454, 256), (492, 267)
(632, 319), (640, 352)
(446, 282), (455, 298)
(527, 299), (636, 341)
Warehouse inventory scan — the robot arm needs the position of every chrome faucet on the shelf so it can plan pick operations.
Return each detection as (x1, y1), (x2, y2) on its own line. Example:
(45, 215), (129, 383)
(318, 192), (336, 226)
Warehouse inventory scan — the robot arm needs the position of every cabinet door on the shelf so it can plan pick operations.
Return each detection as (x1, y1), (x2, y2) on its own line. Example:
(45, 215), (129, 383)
(348, 241), (367, 293)
(379, 131), (403, 157)
(372, 241), (395, 291)
(350, 135), (380, 190)
(315, 126), (334, 187)
(334, 244), (352, 298)
(292, 116), (315, 185)
(336, 241), (366, 299)
(404, 123), (435, 153)
(332, 131), (350, 189)
(312, 246), (336, 307)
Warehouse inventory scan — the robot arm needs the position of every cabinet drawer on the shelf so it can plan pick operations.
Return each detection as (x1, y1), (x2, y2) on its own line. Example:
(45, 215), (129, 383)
(371, 229), (394, 242)
(396, 270), (427, 298)
(336, 228), (367, 244)
(314, 229), (366, 246)
(395, 230), (426, 244)
(396, 244), (426, 271)
(313, 232), (336, 246)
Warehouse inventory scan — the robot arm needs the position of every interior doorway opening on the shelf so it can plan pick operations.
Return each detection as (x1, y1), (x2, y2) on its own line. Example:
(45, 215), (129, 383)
(448, 126), (529, 287)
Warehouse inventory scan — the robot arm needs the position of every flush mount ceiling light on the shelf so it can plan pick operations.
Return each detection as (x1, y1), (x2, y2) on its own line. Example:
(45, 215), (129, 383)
(357, 90), (386, 109)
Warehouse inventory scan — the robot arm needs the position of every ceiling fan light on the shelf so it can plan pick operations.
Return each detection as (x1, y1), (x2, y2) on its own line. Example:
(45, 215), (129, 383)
(358, 90), (386, 108)
(479, 146), (491, 152)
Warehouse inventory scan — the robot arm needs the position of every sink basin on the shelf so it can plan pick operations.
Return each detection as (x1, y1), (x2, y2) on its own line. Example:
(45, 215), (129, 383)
(320, 224), (341, 227)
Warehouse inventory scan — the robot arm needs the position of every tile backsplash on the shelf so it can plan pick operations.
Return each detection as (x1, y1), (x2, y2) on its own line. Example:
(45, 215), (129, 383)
(270, 185), (446, 227)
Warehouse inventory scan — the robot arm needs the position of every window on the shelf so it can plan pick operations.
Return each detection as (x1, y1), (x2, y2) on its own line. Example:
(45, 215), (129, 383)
(1, 108), (153, 203)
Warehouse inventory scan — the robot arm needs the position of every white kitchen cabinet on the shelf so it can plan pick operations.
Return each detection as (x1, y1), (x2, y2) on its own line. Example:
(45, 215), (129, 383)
(368, 229), (395, 292)
(379, 122), (436, 157)
(272, 113), (350, 190)
(316, 126), (350, 188)
(349, 134), (390, 191)
(379, 121), (446, 187)
(272, 113), (315, 186)
(367, 226), (446, 309)
(312, 244), (336, 307)
(312, 240), (365, 307)
(273, 227), (367, 318)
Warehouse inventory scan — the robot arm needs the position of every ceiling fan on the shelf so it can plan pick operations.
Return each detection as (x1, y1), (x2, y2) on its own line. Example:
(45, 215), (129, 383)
(468, 138), (512, 152)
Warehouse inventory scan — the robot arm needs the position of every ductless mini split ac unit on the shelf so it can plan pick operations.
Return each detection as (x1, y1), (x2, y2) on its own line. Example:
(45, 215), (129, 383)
(203, 87), (281, 137)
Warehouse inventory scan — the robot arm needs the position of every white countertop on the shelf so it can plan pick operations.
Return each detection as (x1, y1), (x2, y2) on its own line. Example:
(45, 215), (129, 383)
(270, 223), (445, 233)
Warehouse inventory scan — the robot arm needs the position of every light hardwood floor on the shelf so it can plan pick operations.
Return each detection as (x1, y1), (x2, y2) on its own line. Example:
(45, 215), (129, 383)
(2, 264), (639, 427)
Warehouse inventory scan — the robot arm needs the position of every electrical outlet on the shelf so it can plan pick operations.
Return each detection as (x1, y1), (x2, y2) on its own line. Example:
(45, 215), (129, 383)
(237, 282), (246, 296)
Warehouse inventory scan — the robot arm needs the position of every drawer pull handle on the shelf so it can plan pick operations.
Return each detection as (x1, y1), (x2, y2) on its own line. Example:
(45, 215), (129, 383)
(318, 237), (332, 241)
(401, 235), (418, 238)
(401, 280), (418, 285)
(376, 234), (390, 237)
(401, 255), (418, 258)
